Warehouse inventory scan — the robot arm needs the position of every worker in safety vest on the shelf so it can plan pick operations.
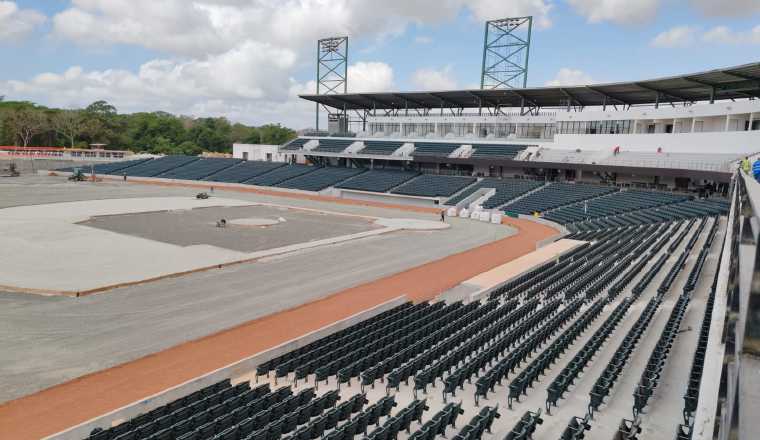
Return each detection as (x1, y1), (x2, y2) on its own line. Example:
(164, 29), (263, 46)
(742, 157), (751, 173)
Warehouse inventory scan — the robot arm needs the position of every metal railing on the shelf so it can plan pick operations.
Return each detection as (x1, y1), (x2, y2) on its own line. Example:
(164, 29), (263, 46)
(690, 171), (760, 439)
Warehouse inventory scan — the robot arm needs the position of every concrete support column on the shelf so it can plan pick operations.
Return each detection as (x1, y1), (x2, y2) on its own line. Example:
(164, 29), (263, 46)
(749, 112), (755, 131)
(691, 117), (697, 133)
(725, 114), (731, 132)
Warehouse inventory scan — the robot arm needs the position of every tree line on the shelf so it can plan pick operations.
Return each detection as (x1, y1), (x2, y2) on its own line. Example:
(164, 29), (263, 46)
(0, 99), (297, 155)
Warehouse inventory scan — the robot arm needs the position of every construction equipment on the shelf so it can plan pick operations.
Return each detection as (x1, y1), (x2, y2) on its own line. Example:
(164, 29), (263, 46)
(68, 169), (86, 181)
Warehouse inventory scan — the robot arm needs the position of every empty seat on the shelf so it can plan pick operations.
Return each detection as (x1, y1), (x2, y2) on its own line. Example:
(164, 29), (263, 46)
(281, 138), (310, 151)
(336, 170), (419, 193)
(359, 141), (404, 156)
(116, 155), (201, 177)
(159, 158), (242, 180)
(312, 139), (355, 153)
(276, 167), (365, 191)
(244, 165), (318, 186)
(205, 161), (285, 183)
(412, 142), (461, 157)
(391, 175), (476, 197)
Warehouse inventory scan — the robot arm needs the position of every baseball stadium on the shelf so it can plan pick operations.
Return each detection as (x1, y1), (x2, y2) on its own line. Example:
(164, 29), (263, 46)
(1, 11), (759, 440)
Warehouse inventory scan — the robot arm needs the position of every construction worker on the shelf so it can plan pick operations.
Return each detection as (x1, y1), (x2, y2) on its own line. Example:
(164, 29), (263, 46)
(742, 157), (751, 174)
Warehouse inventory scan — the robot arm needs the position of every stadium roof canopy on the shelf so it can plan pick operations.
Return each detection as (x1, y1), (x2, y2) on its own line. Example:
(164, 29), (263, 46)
(300, 62), (760, 110)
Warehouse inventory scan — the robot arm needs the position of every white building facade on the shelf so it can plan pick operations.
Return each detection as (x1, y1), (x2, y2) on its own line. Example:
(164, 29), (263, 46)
(232, 144), (289, 162)
(359, 99), (760, 155)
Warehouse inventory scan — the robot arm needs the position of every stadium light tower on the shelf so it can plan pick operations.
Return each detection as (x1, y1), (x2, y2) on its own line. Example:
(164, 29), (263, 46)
(480, 16), (532, 89)
(316, 36), (348, 131)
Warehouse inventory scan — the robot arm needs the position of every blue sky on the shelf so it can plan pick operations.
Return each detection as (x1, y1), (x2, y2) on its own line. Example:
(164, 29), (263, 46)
(0, 0), (758, 128)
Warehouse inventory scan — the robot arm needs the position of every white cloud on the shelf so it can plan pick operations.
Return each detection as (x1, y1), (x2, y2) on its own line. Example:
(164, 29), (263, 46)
(568, 0), (659, 25)
(347, 62), (395, 92)
(703, 25), (760, 45)
(0, 56), (393, 128)
(651, 26), (697, 48)
(466, 0), (553, 29)
(0, 1), (46, 41)
(414, 36), (433, 44)
(411, 66), (458, 90)
(690, 0), (760, 17)
(545, 68), (594, 86)
(6, 1), (556, 129)
(50, 1), (554, 58)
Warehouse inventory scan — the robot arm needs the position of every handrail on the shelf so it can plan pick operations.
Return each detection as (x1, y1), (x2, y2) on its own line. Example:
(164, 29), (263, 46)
(691, 171), (760, 440)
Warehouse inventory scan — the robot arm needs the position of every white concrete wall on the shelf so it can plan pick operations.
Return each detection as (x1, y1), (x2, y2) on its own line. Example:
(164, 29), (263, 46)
(555, 130), (760, 154)
(337, 189), (440, 208)
(556, 100), (760, 122)
(233, 144), (287, 162)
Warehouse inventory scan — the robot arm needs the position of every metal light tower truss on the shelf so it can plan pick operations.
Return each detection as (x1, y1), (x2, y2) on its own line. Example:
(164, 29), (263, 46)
(480, 16), (532, 89)
(316, 36), (348, 130)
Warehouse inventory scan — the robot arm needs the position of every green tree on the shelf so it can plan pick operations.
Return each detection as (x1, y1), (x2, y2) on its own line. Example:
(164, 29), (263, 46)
(5, 107), (48, 147)
(0, 99), (298, 153)
(258, 123), (296, 145)
(242, 127), (261, 144)
(176, 140), (202, 156)
(187, 117), (232, 152)
(127, 112), (186, 152)
(81, 100), (123, 148)
(51, 110), (86, 148)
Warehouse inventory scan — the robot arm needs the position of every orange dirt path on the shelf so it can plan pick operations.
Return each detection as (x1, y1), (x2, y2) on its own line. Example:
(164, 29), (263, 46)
(0, 192), (557, 440)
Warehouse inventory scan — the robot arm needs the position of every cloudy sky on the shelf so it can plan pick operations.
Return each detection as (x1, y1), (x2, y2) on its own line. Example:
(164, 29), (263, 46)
(1, 0), (758, 129)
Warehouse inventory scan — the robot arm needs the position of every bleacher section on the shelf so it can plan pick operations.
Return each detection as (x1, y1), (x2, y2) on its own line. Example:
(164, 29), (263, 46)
(391, 174), (476, 197)
(411, 142), (460, 158)
(568, 198), (728, 232)
(358, 141), (404, 156)
(445, 178), (544, 209)
(205, 161), (285, 183)
(276, 167), (366, 191)
(158, 158), (242, 181)
(336, 170), (420, 193)
(116, 155), (201, 177)
(244, 164), (317, 186)
(543, 190), (688, 225)
(470, 144), (526, 159)
(281, 138), (309, 151)
(502, 183), (618, 215)
(58, 158), (152, 174)
(312, 139), (355, 154)
(78, 189), (728, 440)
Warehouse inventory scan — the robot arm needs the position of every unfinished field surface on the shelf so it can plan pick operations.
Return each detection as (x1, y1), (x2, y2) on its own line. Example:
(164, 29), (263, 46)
(0, 216), (556, 440)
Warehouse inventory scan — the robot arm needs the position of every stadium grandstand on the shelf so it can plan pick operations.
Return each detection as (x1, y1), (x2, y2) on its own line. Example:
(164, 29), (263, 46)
(1, 19), (759, 440)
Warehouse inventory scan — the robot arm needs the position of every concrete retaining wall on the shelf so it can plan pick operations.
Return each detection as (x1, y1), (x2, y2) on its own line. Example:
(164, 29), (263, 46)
(517, 215), (569, 248)
(337, 189), (440, 208)
(3, 158), (103, 174)
(45, 295), (408, 440)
